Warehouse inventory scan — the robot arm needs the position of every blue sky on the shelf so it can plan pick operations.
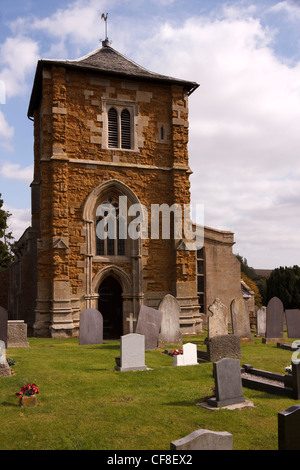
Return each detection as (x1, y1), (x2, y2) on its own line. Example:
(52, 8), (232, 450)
(1, 0), (300, 269)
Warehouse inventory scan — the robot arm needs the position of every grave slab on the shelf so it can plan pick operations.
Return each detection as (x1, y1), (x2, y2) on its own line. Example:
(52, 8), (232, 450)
(230, 297), (253, 343)
(172, 342), (198, 367)
(263, 296), (284, 343)
(285, 309), (300, 339)
(170, 429), (233, 450)
(79, 309), (103, 345)
(115, 333), (147, 372)
(7, 321), (29, 347)
(158, 294), (182, 347)
(278, 405), (300, 450)
(206, 334), (241, 362)
(0, 306), (8, 348)
(207, 298), (229, 338)
(135, 305), (162, 350)
(207, 358), (246, 408)
(256, 306), (266, 336)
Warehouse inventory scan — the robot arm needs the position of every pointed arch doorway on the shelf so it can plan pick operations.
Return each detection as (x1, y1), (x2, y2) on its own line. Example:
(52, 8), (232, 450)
(98, 276), (123, 339)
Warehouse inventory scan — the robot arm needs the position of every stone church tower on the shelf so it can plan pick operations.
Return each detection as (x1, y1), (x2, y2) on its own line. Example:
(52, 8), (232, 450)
(2, 38), (241, 338)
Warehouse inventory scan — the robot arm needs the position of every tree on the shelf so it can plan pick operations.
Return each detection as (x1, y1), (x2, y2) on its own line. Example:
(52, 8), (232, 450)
(266, 266), (300, 309)
(241, 272), (262, 308)
(236, 253), (267, 305)
(0, 193), (15, 270)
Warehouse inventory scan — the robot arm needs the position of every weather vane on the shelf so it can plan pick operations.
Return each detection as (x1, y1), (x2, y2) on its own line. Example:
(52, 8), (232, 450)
(101, 13), (108, 40)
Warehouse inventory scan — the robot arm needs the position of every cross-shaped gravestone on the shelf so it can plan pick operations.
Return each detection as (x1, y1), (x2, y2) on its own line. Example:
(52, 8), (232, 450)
(126, 313), (137, 333)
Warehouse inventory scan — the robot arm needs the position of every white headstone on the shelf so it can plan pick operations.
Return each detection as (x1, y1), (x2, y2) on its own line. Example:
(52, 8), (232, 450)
(172, 343), (198, 367)
(115, 333), (147, 372)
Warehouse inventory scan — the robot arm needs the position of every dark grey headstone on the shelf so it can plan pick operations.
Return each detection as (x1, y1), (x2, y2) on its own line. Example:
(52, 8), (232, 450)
(265, 297), (284, 340)
(278, 405), (300, 450)
(135, 305), (162, 350)
(170, 429), (233, 450)
(207, 358), (245, 408)
(0, 307), (8, 348)
(115, 333), (147, 372)
(285, 309), (300, 338)
(79, 308), (103, 345)
(207, 334), (241, 362)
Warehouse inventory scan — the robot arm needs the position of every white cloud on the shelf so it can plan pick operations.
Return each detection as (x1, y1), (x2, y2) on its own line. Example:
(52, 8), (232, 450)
(0, 163), (33, 182)
(0, 36), (39, 99)
(0, 110), (14, 149)
(132, 12), (300, 268)
(1, 1), (300, 268)
(8, 0), (112, 58)
(269, 1), (300, 20)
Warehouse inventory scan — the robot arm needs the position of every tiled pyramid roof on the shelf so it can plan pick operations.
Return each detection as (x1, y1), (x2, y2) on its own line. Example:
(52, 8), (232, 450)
(28, 41), (199, 117)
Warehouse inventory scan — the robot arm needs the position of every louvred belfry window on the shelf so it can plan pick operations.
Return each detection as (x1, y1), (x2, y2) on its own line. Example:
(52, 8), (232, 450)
(121, 109), (131, 149)
(107, 107), (132, 149)
(108, 107), (118, 148)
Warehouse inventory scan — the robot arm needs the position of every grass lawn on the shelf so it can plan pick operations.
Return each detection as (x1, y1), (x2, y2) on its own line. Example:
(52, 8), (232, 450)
(0, 328), (297, 450)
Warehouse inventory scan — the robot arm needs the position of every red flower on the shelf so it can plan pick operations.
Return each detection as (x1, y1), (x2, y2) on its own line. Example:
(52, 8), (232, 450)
(15, 382), (39, 397)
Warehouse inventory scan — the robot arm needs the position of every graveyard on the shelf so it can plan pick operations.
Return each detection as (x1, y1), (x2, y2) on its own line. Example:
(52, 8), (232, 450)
(0, 327), (299, 450)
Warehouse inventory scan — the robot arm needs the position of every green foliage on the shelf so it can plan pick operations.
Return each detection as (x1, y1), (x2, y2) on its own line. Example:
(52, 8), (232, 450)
(0, 193), (15, 270)
(241, 272), (262, 307)
(236, 254), (267, 305)
(266, 265), (300, 308)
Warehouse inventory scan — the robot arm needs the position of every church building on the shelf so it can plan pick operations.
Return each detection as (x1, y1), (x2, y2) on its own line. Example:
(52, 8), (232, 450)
(3, 36), (241, 338)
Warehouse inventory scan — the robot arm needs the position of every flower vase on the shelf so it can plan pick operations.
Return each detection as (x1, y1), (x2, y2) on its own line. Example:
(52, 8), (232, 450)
(20, 395), (37, 407)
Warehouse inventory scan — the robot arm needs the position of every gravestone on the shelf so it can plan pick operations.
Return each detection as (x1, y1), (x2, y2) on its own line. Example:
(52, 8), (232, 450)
(172, 342), (198, 367)
(158, 294), (182, 347)
(0, 306), (8, 348)
(7, 321), (29, 347)
(207, 358), (246, 408)
(135, 305), (162, 350)
(230, 297), (253, 343)
(170, 429), (233, 450)
(285, 309), (300, 339)
(115, 333), (147, 372)
(206, 334), (241, 362)
(182, 342), (198, 366)
(0, 340), (11, 377)
(256, 306), (266, 336)
(79, 308), (103, 345)
(278, 405), (300, 450)
(207, 298), (229, 338)
(263, 297), (284, 343)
